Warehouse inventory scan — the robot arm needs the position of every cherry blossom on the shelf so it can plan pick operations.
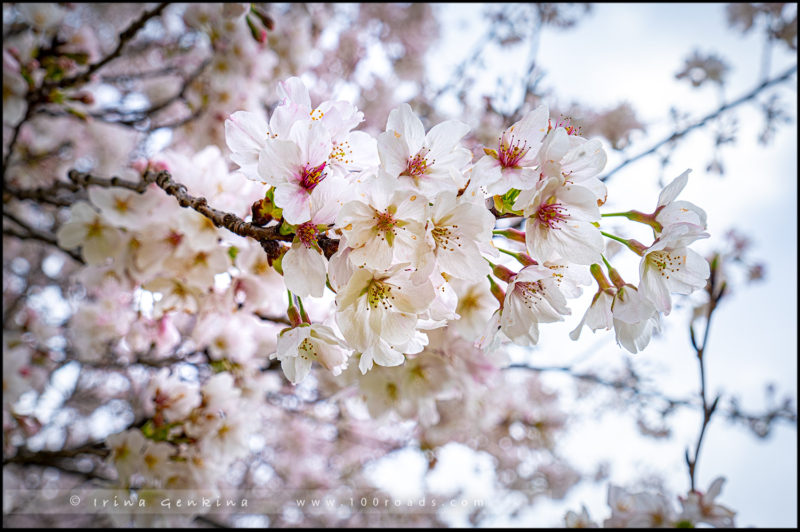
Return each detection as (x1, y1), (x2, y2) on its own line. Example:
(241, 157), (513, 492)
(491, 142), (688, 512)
(514, 177), (604, 264)
(469, 104), (550, 196)
(56, 201), (124, 265)
(678, 477), (736, 527)
(272, 323), (352, 384)
(639, 222), (711, 315)
(377, 103), (471, 196)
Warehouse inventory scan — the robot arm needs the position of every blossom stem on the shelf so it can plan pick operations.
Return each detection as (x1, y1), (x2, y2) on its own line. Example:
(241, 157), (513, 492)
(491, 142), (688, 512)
(296, 296), (310, 325)
(601, 255), (626, 289)
(600, 231), (646, 256)
(497, 247), (538, 267)
(487, 275), (506, 309)
(589, 263), (612, 291)
(286, 290), (302, 327)
(486, 259), (515, 283)
(602, 209), (662, 232)
(492, 228), (527, 243)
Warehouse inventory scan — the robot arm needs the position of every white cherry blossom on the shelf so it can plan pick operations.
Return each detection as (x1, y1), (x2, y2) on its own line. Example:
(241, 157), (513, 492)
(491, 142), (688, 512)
(654, 169), (708, 231)
(639, 222), (710, 315)
(469, 104), (550, 196)
(514, 177), (604, 264)
(336, 187), (428, 271)
(56, 201), (123, 265)
(271, 323), (351, 384)
(611, 284), (661, 354)
(377, 103), (471, 196)
(500, 264), (571, 346)
(420, 191), (495, 282)
(335, 264), (435, 373)
(678, 477), (736, 527)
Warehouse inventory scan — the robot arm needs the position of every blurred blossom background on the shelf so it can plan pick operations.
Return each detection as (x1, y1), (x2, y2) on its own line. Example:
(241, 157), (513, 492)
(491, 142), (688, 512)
(2, 2), (796, 528)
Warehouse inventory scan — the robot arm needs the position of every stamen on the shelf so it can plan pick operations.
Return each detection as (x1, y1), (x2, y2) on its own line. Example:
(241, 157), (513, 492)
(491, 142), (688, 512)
(299, 161), (327, 192)
(498, 134), (530, 168)
(296, 222), (318, 247)
(537, 201), (567, 229)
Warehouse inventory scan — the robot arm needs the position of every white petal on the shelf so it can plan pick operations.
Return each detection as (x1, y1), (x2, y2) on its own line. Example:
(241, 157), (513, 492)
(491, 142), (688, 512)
(283, 244), (327, 298)
(657, 169), (691, 207)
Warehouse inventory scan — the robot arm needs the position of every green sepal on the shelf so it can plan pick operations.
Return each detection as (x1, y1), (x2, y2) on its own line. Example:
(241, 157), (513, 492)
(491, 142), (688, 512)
(140, 419), (182, 443)
(493, 188), (523, 215)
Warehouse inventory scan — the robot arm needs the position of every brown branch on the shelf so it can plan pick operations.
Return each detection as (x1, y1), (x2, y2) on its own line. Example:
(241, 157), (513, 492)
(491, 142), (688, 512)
(45, 3), (170, 92)
(2, 103), (35, 182)
(100, 64), (182, 83)
(3, 212), (85, 264)
(142, 169), (343, 261)
(599, 63), (797, 183)
(3, 183), (77, 207)
(3, 442), (112, 482)
(67, 169), (148, 193)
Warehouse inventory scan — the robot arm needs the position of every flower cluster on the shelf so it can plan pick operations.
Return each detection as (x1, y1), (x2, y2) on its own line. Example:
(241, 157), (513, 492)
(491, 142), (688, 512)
(105, 371), (270, 501)
(221, 76), (712, 384)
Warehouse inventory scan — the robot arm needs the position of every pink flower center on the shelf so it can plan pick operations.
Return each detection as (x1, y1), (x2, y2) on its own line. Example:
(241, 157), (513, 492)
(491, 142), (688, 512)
(167, 230), (183, 248)
(296, 221), (318, 247)
(498, 135), (529, 168)
(537, 201), (567, 229)
(404, 147), (432, 178)
(299, 161), (327, 192)
(547, 117), (581, 136)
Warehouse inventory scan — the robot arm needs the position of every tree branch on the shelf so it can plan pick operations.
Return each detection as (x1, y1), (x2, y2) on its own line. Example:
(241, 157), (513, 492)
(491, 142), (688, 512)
(45, 3), (170, 92)
(140, 169), (345, 261)
(3, 212), (85, 263)
(506, 363), (696, 410)
(599, 63), (797, 183)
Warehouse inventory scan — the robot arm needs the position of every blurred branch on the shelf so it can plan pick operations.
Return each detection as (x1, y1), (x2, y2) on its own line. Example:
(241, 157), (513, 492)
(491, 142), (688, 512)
(3, 211), (85, 263)
(685, 255), (726, 492)
(3, 4), (171, 182)
(506, 363), (695, 410)
(3, 442), (113, 482)
(599, 63), (797, 183)
(42, 3), (170, 93)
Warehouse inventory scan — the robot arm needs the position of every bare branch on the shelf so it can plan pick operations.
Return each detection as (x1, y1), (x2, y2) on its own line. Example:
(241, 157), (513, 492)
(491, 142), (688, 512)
(3, 212), (85, 263)
(599, 63), (797, 183)
(47, 3), (171, 92)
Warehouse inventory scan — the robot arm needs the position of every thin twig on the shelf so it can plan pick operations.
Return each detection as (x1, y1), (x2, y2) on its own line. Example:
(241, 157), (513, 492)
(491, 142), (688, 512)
(599, 63), (797, 183)
(507, 363), (696, 409)
(3, 212), (85, 263)
(46, 3), (170, 91)
(685, 257), (725, 492)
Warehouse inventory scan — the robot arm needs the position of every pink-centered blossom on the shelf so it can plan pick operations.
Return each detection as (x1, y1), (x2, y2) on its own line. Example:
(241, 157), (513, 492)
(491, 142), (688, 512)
(469, 104), (550, 196)
(335, 264), (435, 373)
(500, 264), (571, 346)
(336, 188), (428, 271)
(514, 177), (604, 264)
(377, 103), (471, 196)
